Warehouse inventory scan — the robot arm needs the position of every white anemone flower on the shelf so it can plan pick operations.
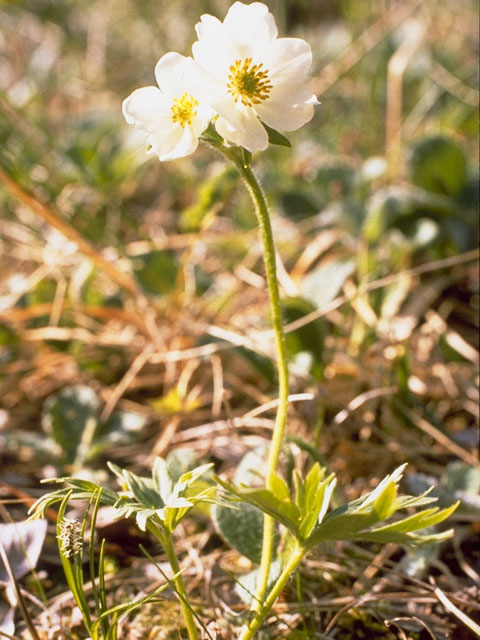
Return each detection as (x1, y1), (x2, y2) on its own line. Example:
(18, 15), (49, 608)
(122, 52), (213, 161)
(191, 1), (319, 153)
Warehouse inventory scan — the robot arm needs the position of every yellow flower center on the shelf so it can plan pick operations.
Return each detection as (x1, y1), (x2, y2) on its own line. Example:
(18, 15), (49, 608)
(171, 92), (199, 127)
(227, 58), (272, 107)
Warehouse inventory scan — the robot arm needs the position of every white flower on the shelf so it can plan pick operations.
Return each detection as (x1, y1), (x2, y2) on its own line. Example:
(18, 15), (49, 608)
(191, 1), (318, 153)
(122, 52), (213, 161)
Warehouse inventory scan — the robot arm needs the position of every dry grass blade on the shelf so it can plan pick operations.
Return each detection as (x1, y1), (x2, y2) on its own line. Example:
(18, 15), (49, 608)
(0, 167), (138, 297)
(397, 403), (479, 467)
(431, 580), (480, 637)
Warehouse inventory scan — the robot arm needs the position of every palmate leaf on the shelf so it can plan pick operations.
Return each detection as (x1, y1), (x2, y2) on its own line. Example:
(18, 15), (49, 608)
(299, 474), (337, 539)
(109, 458), (215, 532)
(119, 469), (164, 509)
(177, 463), (214, 490)
(305, 511), (384, 547)
(218, 463), (458, 553)
(305, 474), (459, 550)
(215, 476), (300, 536)
(366, 503), (460, 537)
(358, 528), (455, 546)
(153, 457), (174, 502)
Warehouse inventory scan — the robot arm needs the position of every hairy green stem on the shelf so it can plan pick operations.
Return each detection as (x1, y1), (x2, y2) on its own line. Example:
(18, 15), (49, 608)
(220, 145), (290, 614)
(149, 525), (199, 640)
(238, 545), (305, 640)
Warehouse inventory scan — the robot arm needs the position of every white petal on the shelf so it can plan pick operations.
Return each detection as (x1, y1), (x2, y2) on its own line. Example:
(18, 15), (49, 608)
(268, 83), (319, 108)
(223, 2), (277, 59)
(188, 57), (227, 103)
(194, 12), (223, 42)
(149, 124), (183, 159)
(215, 108), (268, 152)
(159, 126), (199, 161)
(265, 38), (313, 84)
(193, 15), (229, 80)
(191, 103), (214, 136)
(122, 86), (171, 132)
(224, 2), (277, 42)
(256, 100), (316, 132)
(155, 52), (194, 97)
(212, 97), (248, 134)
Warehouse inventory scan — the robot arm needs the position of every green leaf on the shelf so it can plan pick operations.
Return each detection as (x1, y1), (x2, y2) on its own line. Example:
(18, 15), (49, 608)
(443, 462), (480, 512)
(91, 410), (148, 457)
(306, 511), (380, 548)
(215, 477), (300, 535)
(373, 480), (397, 519)
(166, 448), (200, 483)
(283, 297), (326, 379)
(363, 185), (461, 243)
(0, 323), (20, 364)
(132, 250), (179, 296)
(107, 461), (124, 482)
(177, 463), (214, 488)
(42, 385), (100, 465)
(299, 473), (336, 539)
(354, 464), (406, 511)
(279, 189), (318, 220)
(234, 558), (282, 604)
(270, 473), (291, 503)
(120, 470), (164, 510)
(213, 501), (266, 565)
(243, 148), (252, 166)
(235, 346), (276, 383)
(56, 493), (92, 632)
(395, 492), (438, 509)
(179, 166), (237, 232)
(368, 502), (459, 536)
(234, 446), (267, 486)
(293, 470), (305, 511)
(262, 122), (292, 148)
(357, 527), (455, 546)
(28, 477), (118, 520)
(153, 457), (174, 503)
(200, 122), (224, 145)
(409, 135), (467, 197)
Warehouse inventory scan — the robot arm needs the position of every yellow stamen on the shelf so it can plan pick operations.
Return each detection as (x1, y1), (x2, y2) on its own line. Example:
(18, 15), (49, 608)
(227, 58), (272, 107)
(171, 92), (199, 127)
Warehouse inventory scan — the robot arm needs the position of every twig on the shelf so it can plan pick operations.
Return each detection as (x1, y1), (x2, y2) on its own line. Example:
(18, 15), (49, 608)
(100, 343), (154, 421)
(431, 579), (480, 637)
(281, 249), (479, 335)
(242, 393), (315, 420)
(385, 21), (425, 169)
(396, 402), (478, 467)
(333, 387), (398, 425)
(0, 541), (41, 640)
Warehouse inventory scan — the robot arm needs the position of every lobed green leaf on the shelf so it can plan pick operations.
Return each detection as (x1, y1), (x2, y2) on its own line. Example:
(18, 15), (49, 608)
(215, 476), (300, 535)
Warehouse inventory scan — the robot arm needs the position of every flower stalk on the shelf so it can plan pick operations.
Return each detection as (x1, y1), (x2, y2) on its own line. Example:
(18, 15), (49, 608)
(216, 144), (290, 611)
(239, 544), (305, 640)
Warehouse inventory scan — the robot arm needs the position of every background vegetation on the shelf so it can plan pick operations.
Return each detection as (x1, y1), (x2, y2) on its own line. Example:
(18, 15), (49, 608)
(0, 0), (478, 638)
